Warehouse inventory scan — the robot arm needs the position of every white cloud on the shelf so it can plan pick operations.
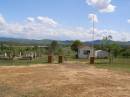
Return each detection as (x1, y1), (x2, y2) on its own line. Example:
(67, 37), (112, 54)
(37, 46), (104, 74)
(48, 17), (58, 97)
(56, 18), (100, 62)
(127, 19), (130, 24)
(0, 15), (130, 41)
(0, 15), (6, 26)
(36, 16), (58, 27)
(88, 13), (98, 23)
(7, 23), (23, 34)
(100, 4), (115, 13)
(27, 17), (35, 22)
(86, 0), (116, 13)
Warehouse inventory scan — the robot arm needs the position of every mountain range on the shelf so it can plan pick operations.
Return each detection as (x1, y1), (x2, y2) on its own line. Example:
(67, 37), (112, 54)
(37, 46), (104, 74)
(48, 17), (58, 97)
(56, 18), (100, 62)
(0, 37), (130, 46)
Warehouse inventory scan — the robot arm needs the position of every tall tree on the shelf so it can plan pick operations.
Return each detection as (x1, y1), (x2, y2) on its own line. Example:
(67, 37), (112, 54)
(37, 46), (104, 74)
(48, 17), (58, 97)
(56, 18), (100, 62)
(110, 43), (121, 58)
(49, 40), (59, 55)
(102, 35), (115, 64)
(71, 40), (82, 58)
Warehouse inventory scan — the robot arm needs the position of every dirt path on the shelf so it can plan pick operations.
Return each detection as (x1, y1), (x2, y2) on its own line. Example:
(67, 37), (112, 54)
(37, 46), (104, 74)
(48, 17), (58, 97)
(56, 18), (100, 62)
(0, 64), (130, 97)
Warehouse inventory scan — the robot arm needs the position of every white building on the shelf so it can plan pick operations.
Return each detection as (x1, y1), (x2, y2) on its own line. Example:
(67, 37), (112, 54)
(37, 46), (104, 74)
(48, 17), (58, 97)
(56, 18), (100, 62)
(95, 50), (109, 58)
(78, 45), (93, 59)
(78, 45), (109, 59)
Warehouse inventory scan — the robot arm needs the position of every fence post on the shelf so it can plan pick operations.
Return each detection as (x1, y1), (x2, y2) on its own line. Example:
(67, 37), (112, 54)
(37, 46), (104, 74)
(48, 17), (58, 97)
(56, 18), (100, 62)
(90, 57), (95, 64)
(58, 55), (63, 63)
(48, 55), (53, 63)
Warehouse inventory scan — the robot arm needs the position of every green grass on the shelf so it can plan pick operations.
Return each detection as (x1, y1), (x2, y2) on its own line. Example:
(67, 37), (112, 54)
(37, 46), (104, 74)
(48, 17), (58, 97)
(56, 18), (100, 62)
(0, 55), (62, 66)
(0, 56), (130, 72)
(0, 56), (48, 66)
(65, 57), (130, 72)
(94, 58), (130, 72)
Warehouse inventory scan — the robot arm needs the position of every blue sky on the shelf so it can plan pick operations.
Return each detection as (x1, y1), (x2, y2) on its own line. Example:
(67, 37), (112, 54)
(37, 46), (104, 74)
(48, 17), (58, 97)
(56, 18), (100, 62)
(0, 0), (130, 41)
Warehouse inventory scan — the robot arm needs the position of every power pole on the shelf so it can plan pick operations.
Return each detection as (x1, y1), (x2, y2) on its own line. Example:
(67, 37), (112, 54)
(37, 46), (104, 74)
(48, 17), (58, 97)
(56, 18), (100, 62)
(90, 15), (95, 64)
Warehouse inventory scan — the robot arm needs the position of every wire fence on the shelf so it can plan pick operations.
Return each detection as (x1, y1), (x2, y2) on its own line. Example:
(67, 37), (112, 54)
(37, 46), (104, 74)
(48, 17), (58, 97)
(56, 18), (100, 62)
(0, 52), (130, 66)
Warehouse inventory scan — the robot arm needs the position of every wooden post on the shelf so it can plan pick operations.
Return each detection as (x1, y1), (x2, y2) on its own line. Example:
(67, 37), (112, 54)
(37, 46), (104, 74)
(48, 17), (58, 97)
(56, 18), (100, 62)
(58, 56), (63, 63)
(48, 55), (53, 63)
(90, 57), (95, 64)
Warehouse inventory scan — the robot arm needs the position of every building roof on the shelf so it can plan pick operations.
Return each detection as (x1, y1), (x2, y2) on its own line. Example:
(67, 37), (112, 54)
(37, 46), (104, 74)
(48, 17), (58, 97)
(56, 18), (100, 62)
(78, 45), (92, 49)
(95, 50), (108, 53)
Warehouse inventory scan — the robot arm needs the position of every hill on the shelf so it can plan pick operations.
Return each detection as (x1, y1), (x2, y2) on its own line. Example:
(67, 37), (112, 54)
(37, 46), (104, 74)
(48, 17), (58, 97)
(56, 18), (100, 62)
(0, 37), (130, 46)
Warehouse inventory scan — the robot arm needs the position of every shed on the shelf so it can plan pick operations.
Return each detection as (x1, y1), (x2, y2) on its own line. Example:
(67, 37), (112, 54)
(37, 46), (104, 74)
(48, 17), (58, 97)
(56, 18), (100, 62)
(95, 50), (109, 58)
(78, 45), (93, 59)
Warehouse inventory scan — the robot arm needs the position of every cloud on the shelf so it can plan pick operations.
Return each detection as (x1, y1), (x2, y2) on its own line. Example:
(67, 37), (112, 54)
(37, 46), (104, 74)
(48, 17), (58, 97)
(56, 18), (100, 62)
(0, 15), (6, 26)
(27, 17), (35, 22)
(0, 15), (130, 41)
(86, 0), (116, 13)
(36, 16), (58, 27)
(127, 19), (130, 24)
(88, 13), (98, 23)
(7, 23), (23, 34)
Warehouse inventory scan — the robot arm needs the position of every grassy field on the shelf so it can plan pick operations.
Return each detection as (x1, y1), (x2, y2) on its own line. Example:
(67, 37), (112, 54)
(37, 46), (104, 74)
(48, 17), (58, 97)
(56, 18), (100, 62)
(0, 56), (130, 72)
(0, 55), (65, 66)
(0, 57), (130, 97)
(94, 58), (130, 72)
(65, 58), (130, 72)
(0, 57), (47, 66)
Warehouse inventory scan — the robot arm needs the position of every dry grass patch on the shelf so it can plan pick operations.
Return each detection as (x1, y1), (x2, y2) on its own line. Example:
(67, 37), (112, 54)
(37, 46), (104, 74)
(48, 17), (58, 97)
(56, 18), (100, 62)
(0, 64), (130, 97)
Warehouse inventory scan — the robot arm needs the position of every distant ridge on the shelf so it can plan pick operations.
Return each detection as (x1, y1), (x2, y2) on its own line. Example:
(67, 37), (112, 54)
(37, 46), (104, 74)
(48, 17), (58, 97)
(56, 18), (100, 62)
(0, 37), (73, 45)
(86, 40), (130, 46)
(0, 37), (130, 46)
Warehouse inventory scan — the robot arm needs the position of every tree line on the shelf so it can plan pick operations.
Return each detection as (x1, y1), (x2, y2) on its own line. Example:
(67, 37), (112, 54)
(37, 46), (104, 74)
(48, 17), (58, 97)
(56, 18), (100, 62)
(0, 38), (130, 60)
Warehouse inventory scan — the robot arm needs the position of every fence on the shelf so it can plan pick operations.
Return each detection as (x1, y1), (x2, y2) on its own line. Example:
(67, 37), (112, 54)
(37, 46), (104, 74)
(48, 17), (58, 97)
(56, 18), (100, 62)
(0, 53), (129, 66)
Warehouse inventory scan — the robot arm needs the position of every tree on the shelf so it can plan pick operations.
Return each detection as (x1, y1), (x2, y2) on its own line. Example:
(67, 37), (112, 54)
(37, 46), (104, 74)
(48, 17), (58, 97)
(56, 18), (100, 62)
(110, 43), (121, 58)
(57, 47), (64, 55)
(49, 40), (59, 55)
(0, 42), (4, 52)
(71, 40), (82, 58)
(32, 46), (38, 58)
(102, 35), (113, 64)
(120, 48), (130, 58)
(6, 46), (15, 59)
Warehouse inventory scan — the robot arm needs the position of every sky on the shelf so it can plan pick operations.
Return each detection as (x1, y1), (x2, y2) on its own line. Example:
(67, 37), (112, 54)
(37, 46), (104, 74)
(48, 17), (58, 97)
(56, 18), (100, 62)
(0, 0), (130, 41)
